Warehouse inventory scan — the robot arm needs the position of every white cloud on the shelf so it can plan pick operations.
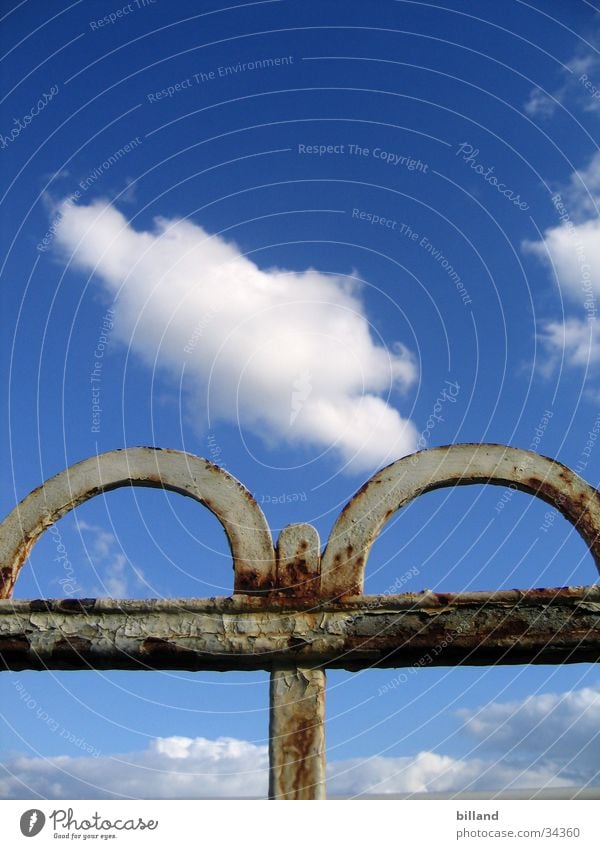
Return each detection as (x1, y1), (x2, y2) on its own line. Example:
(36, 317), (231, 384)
(459, 684), (600, 786)
(565, 150), (600, 217)
(522, 151), (600, 307)
(53, 201), (418, 472)
(522, 149), (600, 371)
(2, 684), (598, 798)
(327, 751), (565, 797)
(538, 318), (599, 369)
(0, 736), (269, 800)
(461, 685), (600, 751)
(77, 521), (147, 598)
(523, 43), (600, 119)
(524, 87), (560, 118)
(523, 218), (600, 304)
(0, 737), (568, 800)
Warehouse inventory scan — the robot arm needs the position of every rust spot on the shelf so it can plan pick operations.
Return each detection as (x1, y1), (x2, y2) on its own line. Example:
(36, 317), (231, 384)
(336, 583), (361, 600)
(522, 587), (555, 600)
(280, 561), (308, 589)
(435, 593), (453, 606)
(0, 566), (15, 599)
(273, 671), (325, 798)
(519, 477), (600, 561)
(141, 638), (200, 666)
(28, 599), (52, 612)
(289, 558), (307, 576)
(0, 635), (30, 653)
(52, 636), (92, 656)
(524, 477), (578, 513)
(287, 636), (309, 650)
(352, 478), (373, 501)
(234, 568), (276, 595)
(275, 553), (321, 599)
(237, 568), (259, 586)
(290, 722), (319, 796)
(58, 598), (97, 612)
(14, 534), (40, 576)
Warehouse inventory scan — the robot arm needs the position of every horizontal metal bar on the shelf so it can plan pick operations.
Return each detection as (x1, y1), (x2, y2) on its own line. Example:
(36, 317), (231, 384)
(1, 587), (599, 671)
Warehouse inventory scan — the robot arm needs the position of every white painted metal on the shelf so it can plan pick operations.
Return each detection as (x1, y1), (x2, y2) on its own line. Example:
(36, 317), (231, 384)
(321, 443), (600, 598)
(269, 667), (326, 800)
(0, 447), (275, 599)
(2, 442), (599, 801)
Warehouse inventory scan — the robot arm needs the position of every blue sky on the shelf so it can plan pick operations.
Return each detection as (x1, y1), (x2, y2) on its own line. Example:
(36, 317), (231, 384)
(1, 0), (600, 798)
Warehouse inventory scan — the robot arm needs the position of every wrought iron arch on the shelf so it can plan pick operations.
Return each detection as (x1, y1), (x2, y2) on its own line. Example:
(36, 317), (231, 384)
(321, 443), (600, 598)
(1, 442), (599, 800)
(0, 446), (276, 599)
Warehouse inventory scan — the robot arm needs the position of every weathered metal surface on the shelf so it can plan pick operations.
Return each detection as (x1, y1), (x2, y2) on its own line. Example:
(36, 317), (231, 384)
(1, 586), (598, 671)
(269, 667), (326, 800)
(0, 447), (276, 599)
(2, 442), (600, 801)
(275, 523), (321, 599)
(321, 443), (600, 598)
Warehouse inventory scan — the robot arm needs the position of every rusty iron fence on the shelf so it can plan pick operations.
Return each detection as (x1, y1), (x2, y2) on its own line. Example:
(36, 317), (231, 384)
(1, 443), (599, 799)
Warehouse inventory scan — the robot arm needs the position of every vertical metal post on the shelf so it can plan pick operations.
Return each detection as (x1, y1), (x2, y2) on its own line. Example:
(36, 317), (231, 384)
(268, 666), (327, 800)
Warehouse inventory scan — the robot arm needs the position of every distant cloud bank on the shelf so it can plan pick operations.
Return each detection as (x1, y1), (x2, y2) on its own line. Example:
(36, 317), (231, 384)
(2, 683), (598, 798)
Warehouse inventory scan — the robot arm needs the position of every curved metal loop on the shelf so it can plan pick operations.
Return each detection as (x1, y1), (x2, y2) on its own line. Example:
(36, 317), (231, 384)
(0, 447), (276, 599)
(321, 443), (600, 599)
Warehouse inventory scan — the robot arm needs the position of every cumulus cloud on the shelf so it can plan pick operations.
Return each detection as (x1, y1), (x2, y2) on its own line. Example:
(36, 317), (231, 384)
(564, 150), (600, 218)
(327, 751), (565, 797)
(2, 684), (598, 798)
(459, 684), (600, 787)
(523, 149), (599, 370)
(53, 200), (418, 472)
(0, 737), (570, 800)
(522, 151), (600, 306)
(523, 218), (600, 304)
(0, 736), (269, 800)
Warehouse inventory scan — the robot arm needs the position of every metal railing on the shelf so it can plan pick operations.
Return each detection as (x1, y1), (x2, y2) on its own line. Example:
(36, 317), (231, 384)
(1, 443), (599, 799)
